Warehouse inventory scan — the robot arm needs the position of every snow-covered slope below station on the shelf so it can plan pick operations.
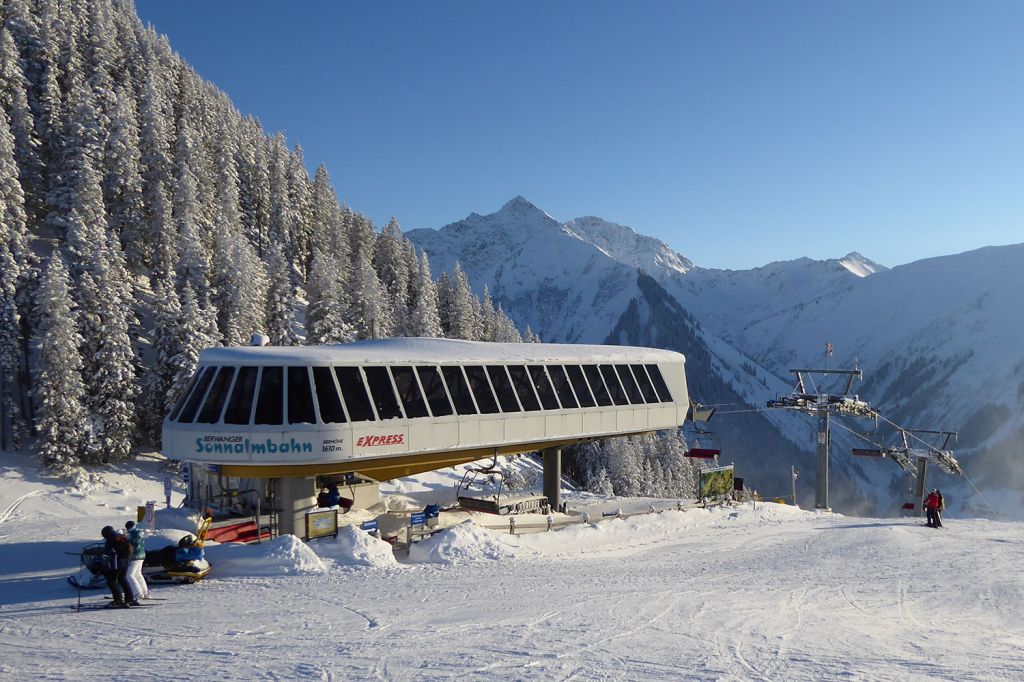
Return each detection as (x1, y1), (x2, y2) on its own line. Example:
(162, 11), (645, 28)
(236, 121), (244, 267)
(1, 453), (1020, 681)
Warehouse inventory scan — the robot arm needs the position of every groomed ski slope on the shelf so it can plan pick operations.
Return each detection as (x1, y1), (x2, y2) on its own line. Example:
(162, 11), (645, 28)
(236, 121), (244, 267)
(1, 454), (1022, 680)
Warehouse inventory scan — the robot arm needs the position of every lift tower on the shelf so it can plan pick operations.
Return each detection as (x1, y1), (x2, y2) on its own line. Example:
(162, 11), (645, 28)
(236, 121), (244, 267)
(853, 428), (962, 516)
(767, 368), (878, 510)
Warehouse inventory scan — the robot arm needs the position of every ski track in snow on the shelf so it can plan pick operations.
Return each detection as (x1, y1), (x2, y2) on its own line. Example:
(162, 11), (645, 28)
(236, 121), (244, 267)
(2, 504), (1023, 680)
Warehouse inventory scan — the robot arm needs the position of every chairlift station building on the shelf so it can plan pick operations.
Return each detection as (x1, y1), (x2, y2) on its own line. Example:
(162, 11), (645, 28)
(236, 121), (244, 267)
(162, 338), (690, 536)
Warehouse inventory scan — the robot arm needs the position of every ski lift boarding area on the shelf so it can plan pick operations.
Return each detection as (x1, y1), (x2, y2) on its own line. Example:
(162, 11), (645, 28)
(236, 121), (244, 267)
(164, 338), (688, 478)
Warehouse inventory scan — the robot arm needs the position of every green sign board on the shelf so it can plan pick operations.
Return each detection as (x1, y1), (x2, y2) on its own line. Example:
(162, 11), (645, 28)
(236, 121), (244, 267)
(699, 465), (734, 499)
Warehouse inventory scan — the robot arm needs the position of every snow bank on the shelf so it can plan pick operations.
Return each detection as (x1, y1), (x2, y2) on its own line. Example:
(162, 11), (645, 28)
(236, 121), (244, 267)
(407, 520), (515, 564)
(311, 525), (398, 568)
(204, 535), (326, 577)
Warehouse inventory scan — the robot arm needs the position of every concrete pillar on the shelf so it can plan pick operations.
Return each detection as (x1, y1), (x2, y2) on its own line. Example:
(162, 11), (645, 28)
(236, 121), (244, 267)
(277, 476), (317, 538)
(815, 411), (830, 510)
(913, 458), (928, 518)
(543, 447), (561, 512)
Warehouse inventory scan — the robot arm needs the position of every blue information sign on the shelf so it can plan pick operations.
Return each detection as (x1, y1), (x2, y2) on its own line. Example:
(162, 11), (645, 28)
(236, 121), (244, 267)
(410, 512), (426, 526)
(360, 520), (379, 533)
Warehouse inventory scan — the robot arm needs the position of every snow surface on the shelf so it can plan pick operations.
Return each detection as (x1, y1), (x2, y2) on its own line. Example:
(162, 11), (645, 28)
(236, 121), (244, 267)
(1, 449), (1022, 680)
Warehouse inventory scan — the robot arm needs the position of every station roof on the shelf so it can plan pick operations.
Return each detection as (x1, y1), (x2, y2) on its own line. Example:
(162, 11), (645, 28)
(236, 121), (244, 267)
(199, 338), (686, 366)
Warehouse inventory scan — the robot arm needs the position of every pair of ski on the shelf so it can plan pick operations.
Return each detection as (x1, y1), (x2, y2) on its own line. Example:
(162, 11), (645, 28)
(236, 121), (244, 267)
(71, 597), (167, 611)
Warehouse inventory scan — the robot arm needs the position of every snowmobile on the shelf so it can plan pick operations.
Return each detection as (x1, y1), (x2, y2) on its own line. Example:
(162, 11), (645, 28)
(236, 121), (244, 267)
(143, 517), (213, 584)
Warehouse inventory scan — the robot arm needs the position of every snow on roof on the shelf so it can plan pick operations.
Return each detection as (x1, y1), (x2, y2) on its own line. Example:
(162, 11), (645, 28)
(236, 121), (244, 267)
(199, 338), (685, 365)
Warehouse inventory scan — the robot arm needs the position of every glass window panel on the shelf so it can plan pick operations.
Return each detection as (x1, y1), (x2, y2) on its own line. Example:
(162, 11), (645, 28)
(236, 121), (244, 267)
(600, 365), (629, 405)
(224, 367), (259, 424)
(507, 365), (541, 411)
(176, 367), (215, 424)
(391, 366), (429, 419)
(253, 366), (284, 425)
(169, 369), (204, 421)
(548, 365), (578, 409)
(441, 366), (477, 415)
(417, 366), (453, 417)
(583, 365), (613, 406)
(615, 364), (644, 404)
(287, 367), (316, 425)
(564, 365), (595, 408)
(335, 367), (375, 422)
(528, 366), (560, 410)
(364, 366), (403, 420)
(645, 364), (673, 402)
(312, 367), (346, 423)
(631, 364), (657, 403)
(487, 365), (521, 413)
(465, 366), (500, 414)
(196, 367), (236, 423)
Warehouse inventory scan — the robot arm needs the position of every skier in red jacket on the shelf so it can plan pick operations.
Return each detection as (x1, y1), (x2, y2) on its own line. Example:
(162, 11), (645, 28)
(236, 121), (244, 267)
(924, 490), (942, 528)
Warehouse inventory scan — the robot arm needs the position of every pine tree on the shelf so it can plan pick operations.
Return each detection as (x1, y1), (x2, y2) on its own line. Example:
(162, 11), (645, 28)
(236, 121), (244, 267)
(103, 87), (145, 262)
(0, 106), (32, 448)
(166, 283), (218, 411)
(139, 73), (174, 274)
(140, 278), (181, 445)
(264, 241), (299, 345)
(82, 237), (138, 464)
(408, 251), (442, 338)
(447, 262), (481, 340)
(33, 255), (88, 472)
(173, 121), (211, 304)
(0, 26), (44, 219)
(306, 249), (353, 345)
(373, 218), (411, 333)
(351, 243), (392, 340)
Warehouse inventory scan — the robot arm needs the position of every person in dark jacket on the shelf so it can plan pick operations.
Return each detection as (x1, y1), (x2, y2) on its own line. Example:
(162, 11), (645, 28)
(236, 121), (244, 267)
(100, 525), (137, 607)
(325, 484), (342, 508)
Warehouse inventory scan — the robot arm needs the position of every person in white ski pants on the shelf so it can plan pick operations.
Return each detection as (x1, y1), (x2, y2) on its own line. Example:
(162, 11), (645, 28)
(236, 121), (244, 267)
(124, 521), (150, 599)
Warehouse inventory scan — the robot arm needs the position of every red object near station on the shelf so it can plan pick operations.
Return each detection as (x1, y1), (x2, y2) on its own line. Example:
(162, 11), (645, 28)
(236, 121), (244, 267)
(685, 448), (721, 459)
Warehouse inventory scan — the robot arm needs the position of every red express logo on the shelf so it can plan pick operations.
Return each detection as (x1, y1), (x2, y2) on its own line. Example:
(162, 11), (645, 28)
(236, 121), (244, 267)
(356, 434), (405, 447)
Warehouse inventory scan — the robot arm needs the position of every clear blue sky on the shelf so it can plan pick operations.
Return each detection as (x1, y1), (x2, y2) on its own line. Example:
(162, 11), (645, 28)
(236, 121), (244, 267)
(136, 1), (1024, 270)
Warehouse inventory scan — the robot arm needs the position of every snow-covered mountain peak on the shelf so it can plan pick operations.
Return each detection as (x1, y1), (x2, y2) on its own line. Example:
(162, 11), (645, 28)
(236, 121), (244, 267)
(497, 195), (555, 222)
(565, 216), (694, 276)
(838, 251), (886, 277)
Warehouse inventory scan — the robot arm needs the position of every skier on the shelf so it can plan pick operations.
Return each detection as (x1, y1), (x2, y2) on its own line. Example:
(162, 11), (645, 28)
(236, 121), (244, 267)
(934, 489), (945, 528)
(124, 521), (150, 599)
(924, 490), (941, 528)
(100, 526), (137, 607)
(316, 487), (330, 508)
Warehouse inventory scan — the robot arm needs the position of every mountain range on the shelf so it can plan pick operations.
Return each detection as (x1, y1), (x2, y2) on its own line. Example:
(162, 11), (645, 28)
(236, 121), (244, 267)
(408, 197), (1024, 516)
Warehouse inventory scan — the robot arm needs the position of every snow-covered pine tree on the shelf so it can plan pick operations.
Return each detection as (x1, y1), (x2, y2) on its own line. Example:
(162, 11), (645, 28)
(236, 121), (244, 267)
(103, 87), (145, 263)
(140, 277), (181, 445)
(0, 26), (45, 221)
(493, 304), (522, 343)
(264, 241), (299, 346)
(33, 254), (88, 472)
(447, 262), (481, 341)
(408, 251), (442, 338)
(479, 286), (496, 341)
(305, 249), (354, 345)
(0, 103), (33, 448)
(373, 218), (412, 334)
(166, 283), (218, 413)
(351, 242), (393, 340)
(173, 120), (212, 305)
(81, 235), (138, 464)
(138, 72), (173, 273)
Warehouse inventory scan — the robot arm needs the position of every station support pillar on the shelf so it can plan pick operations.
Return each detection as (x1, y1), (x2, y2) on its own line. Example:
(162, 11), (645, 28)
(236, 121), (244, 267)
(913, 458), (928, 518)
(277, 476), (317, 537)
(543, 447), (561, 513)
